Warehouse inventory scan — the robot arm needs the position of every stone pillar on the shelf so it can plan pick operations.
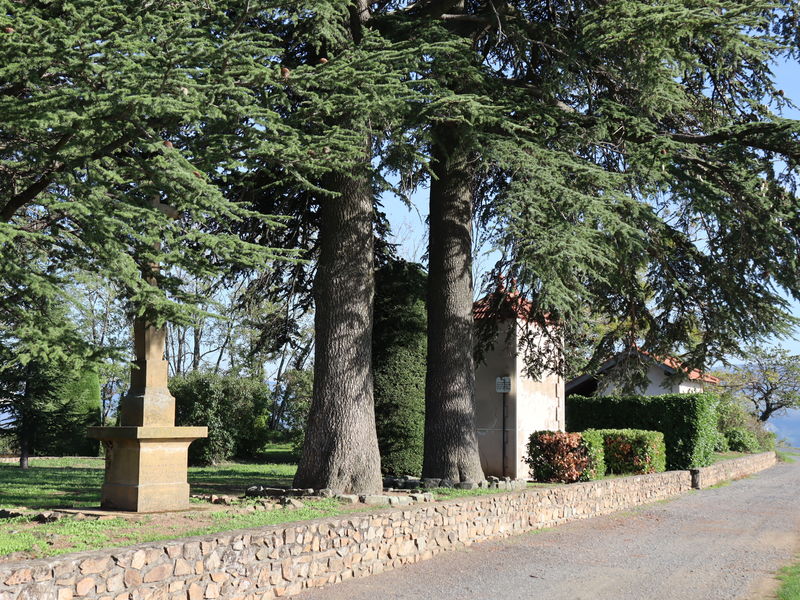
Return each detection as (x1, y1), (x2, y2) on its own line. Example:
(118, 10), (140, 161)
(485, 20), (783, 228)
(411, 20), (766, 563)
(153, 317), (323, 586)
(88, 317), (206, 512)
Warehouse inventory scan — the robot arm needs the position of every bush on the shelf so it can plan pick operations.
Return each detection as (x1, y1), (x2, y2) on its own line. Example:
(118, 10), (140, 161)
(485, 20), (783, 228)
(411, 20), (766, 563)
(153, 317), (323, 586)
(712, 430), (730, 453)
(755, 429), (777, 451)
(591, 429), (666, 474)
(580, 429), (606, 480)
(526, 431), (605, 483)
(715, 391), (776, 452)
(567, 393), (718, 469)
(725, 427), (761, 453)
(171, 372), (271, 465)
(373, 261), (427, 476)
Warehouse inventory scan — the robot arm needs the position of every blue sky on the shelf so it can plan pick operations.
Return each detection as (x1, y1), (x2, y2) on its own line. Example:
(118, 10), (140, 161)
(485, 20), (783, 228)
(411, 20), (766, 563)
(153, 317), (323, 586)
(382, 56), (800, 445)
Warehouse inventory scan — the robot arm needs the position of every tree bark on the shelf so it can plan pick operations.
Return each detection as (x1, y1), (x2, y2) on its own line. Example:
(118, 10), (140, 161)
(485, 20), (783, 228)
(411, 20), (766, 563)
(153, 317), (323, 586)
(422, 125), (485, 483)
(292, 165), (383, 494)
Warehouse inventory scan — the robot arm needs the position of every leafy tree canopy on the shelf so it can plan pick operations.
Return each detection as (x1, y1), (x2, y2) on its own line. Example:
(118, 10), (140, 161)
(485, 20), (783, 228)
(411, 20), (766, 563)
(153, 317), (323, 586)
(717, 346), (800, 422)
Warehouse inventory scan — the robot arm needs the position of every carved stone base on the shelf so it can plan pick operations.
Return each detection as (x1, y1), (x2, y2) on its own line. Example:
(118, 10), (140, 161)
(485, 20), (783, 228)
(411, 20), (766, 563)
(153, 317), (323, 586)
(88, 426), (207, 512)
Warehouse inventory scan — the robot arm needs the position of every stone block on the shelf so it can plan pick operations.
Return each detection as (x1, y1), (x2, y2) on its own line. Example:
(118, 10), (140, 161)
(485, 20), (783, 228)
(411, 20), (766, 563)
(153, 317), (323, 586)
(80, 557), (110, 575)
(360, 495), (391, 505)
(76, 576), (95, 596)
(335, 494), (359, 504)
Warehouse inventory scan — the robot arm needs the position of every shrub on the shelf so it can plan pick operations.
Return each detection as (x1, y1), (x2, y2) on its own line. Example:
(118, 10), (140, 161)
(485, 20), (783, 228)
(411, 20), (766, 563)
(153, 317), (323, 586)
(526, 431), (605, 483)
(715, 391), (776, 452)
(567, 393), (718, 469)
(171, 372), (271, 465)
(725, 427), (761, 453)
(592, 429), (666, 474)
(712, 430), (730, 453)
(580, 429), (606, 480)
(373, 261), (427, 476)
(755, 429), (777, 451)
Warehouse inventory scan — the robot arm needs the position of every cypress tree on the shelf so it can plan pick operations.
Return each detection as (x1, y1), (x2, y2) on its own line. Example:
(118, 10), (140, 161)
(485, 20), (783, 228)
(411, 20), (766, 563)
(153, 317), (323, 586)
(373, 260), (427, 477)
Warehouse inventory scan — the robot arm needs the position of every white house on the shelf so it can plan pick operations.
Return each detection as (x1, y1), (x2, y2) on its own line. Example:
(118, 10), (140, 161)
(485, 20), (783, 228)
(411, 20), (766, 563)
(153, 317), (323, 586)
(565, 350), (719, 397)
(473, 292), (564, 479)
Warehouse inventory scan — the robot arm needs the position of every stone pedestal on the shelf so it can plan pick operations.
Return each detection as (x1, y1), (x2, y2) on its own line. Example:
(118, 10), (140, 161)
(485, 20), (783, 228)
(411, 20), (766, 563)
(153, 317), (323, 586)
(88, 319), (207, 512)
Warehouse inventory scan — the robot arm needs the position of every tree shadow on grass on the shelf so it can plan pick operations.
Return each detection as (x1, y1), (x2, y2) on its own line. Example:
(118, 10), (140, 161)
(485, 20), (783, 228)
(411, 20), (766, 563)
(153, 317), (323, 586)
(0, 465), (102, 509)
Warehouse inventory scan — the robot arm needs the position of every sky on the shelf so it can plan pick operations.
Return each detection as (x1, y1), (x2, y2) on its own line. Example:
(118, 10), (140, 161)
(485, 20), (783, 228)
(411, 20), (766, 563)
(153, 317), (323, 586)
(381, 56), (800, 445)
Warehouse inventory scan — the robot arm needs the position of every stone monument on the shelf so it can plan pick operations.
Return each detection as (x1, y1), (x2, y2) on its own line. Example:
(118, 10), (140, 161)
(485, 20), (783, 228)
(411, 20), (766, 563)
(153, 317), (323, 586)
(88, 317), (207, 511)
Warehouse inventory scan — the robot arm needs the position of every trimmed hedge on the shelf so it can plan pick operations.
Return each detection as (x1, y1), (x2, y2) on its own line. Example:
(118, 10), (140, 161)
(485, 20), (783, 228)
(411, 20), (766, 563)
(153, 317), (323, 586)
(590, 429), (666, 474)
(373, 261), (427, 476)
(567, 393), (718, 469)
(526, 431), (604, 483)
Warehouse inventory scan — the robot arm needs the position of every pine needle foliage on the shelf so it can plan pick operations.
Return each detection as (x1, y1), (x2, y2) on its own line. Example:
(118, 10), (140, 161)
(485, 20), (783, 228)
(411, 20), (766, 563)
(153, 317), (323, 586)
(392, 0), (800, 379)
(0, 0), (301, 362)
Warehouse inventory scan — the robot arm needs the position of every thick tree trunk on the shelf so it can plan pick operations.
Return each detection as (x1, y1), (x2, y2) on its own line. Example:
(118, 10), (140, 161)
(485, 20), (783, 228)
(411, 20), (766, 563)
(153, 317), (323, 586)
(422, 126), (485, 483)
(292, 167), (383, 494)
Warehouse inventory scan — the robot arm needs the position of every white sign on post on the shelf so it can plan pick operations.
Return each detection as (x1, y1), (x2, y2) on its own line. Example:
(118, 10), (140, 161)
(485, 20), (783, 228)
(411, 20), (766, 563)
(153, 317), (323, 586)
(495, 376), (512, 394)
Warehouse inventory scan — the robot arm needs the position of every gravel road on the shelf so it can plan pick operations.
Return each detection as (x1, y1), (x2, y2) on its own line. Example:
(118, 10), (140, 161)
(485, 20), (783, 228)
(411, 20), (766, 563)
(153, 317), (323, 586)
(297, 458), (800, 600)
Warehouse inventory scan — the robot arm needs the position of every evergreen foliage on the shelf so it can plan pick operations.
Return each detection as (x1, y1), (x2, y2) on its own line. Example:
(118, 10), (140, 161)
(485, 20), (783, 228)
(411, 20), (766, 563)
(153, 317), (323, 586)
(0, 297), (101, 463)
(0, 0), (299, 365)
(171, 371), (271, 465)
(375, 1), (800, 384)
(373, 260), (427, 477)
(567, 393), (718, 469)
(37, 370), (102, 457)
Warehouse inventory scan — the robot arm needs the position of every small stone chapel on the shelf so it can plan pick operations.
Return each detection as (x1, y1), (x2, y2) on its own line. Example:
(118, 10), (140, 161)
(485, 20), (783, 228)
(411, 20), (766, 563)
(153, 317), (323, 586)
(473, 288), (564, 480)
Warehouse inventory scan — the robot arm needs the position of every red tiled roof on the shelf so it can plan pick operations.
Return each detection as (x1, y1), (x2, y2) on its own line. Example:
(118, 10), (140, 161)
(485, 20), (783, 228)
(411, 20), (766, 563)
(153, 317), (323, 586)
(636, 349), (720, 384)
(656, 355), (720, 384)
(473, 291), (535, 321)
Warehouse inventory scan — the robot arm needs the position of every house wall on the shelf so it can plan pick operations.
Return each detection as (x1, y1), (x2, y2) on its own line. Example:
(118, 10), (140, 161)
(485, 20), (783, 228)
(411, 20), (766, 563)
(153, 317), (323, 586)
(600, 364), (705, 396)
(514, 342), (563, 480)
(475, 322), (516, 478)
(475, 321), (563, 480)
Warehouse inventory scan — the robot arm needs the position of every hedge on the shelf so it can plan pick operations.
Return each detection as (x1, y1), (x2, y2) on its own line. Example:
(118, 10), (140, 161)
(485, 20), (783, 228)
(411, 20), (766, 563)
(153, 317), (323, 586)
(589, 429), (666, 474)
(566, 393), (718, 469)
(373, 260), (427, 476)
(525, 431), (604, 483)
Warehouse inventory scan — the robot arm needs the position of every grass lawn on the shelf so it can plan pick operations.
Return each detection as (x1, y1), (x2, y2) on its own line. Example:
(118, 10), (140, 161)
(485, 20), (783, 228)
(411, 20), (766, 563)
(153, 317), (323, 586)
(0, 456), (297, 509)
(708, 451), (751, 465)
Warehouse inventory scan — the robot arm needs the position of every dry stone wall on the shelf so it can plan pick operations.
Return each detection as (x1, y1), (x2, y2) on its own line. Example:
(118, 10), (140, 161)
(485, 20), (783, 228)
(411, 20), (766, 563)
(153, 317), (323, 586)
(690, 451), (776, 489)
(0, 454), (776, 600)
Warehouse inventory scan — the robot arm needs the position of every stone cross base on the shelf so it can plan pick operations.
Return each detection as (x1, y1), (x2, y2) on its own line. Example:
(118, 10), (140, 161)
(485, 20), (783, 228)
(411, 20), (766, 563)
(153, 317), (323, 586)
(88, 426), (207, 512)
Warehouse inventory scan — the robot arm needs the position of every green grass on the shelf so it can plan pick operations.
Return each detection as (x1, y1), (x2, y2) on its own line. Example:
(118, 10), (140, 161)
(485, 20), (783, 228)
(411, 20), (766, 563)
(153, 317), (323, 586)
(254, 442), (296, 464)
(0, 457), (297, 509)
(188, 462), (296, 496)
(776, 558), (800, 600)
(0, 499), (364, 559)
(0, 459), (105, 508)
(777, 450), (800, 464)
(708, 451), (749, 465)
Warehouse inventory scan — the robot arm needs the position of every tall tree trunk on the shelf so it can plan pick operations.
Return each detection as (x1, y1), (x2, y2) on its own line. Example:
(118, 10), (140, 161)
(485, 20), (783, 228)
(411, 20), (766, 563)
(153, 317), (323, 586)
(422, 125), (485, 483)
(292, 165), (383, 494)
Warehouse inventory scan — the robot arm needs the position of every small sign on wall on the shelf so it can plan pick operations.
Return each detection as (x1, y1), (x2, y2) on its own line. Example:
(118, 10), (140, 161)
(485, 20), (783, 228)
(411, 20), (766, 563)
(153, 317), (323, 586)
(495, 376), (512, 394)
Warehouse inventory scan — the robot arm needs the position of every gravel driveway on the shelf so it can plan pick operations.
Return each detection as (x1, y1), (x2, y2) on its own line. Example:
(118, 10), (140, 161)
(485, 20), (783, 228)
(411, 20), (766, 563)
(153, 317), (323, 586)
(297, 458), (800, 600)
